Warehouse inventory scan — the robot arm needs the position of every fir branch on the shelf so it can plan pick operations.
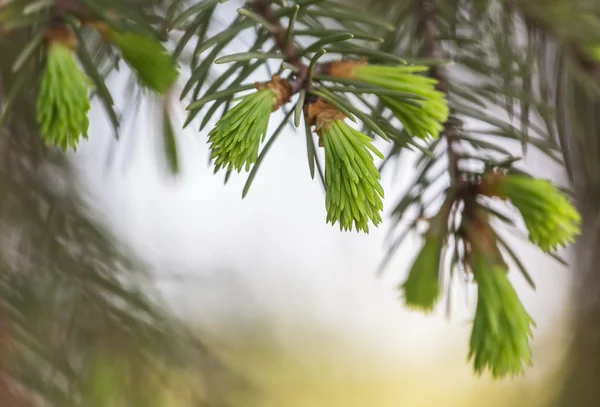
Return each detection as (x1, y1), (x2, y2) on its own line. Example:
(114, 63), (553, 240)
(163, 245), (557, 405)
(249, 1), (308, 93)
(417, 0), (460, 185)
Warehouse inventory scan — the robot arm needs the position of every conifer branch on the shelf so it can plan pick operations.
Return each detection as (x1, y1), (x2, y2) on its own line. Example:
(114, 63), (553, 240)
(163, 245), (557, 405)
(417, 0), (460, 186)
(250, 1), (308, 93)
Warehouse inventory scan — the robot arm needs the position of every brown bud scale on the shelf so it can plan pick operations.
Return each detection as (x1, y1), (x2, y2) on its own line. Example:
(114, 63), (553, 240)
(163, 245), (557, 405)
(323, 58), (367, 78)
(255, 74), (292, 112)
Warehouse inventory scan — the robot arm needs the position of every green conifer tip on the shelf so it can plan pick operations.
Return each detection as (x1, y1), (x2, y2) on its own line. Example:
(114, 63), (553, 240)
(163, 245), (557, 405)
(36, 41), (91, 150)
(304, 98), (384, 233)
(105, 30), (178, 93)
(402, 236), (442, 312)
(319, 120), (384, 233)
(327, 60), (449, 139)
(468, 254), (534, 378)
(207, 88), (275, 173)
(484, 173), (581, 252)
(401, 206), (450, 311)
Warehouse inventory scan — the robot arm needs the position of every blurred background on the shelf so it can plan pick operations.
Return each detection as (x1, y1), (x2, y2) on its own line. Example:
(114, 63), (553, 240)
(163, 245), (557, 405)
(73, 90), (572, 406)
(0, 0), (593, 406)
(75, 2), (571, 405)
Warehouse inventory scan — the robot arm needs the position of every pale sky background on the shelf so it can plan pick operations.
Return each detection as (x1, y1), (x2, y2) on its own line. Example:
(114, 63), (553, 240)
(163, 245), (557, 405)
(70, 1), (572, 374)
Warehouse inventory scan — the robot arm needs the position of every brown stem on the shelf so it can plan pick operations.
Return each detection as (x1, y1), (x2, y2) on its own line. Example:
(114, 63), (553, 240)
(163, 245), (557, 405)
(249, 1), (308, 94)
(417, 0), (461, 185)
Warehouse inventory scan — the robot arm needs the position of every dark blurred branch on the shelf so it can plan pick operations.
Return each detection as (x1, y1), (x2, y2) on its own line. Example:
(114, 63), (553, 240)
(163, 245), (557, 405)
(0, 26), (238, 406)
(516, 4), (600, 407)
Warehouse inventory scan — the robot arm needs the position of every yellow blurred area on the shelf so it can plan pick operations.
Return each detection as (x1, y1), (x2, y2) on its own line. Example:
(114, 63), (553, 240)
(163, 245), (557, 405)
(186, 323), (567, 407)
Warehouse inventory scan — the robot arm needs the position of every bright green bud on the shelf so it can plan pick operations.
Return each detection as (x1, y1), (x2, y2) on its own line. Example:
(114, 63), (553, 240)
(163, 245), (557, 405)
(401, 204), (451, 311)
(36, 41), (91, 150)
(468, 253), (534, 378)
(207, 88), (275, 173)
(484, 173), (581, 252)
(327, 61), (449, 139)
(104, 29), (178, 93)
(379, 91), (448, 140)
(315, 105), (384, 233)
(402, 234), (442, 311)
(354, 65), (448, 139)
